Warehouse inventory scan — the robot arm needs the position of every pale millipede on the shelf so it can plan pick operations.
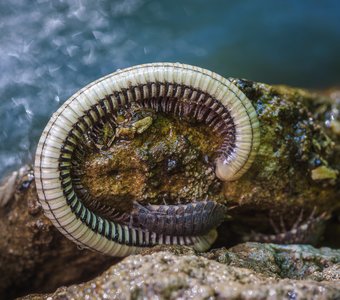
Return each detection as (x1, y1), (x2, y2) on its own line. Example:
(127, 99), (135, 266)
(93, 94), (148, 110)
(34, 63), (260, 256)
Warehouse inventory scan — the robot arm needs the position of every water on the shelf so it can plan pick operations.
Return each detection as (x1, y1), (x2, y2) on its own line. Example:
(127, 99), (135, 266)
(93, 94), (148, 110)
(0, 0), (340, 178)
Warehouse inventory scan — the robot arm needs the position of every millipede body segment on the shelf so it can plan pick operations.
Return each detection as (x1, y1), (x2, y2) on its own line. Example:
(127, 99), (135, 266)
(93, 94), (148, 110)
(34, 63), (260, 256)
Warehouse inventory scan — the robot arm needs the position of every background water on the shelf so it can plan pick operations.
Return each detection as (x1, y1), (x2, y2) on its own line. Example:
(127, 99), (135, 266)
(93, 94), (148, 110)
(1, 0), (340, 178)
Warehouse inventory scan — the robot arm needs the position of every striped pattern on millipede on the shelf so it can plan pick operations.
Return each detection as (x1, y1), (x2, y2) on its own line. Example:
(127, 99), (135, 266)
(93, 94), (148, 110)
(34, 63), (260, 256)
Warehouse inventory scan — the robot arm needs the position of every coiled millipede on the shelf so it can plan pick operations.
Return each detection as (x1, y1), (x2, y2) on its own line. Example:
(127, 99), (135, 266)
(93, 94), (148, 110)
(34, 63), (260, 256)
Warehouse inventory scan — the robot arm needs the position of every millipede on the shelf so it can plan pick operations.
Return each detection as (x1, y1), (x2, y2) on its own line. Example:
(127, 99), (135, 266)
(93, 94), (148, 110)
(34, 63), (260, 256)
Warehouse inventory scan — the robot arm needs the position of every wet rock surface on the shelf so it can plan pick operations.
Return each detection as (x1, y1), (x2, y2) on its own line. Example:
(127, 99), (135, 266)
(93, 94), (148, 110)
(20, 245), (340, 300)
(204, 243), (340, 282)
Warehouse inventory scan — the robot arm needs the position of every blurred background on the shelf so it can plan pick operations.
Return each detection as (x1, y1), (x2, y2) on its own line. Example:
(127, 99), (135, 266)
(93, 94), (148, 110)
(0, 0), (339, 178)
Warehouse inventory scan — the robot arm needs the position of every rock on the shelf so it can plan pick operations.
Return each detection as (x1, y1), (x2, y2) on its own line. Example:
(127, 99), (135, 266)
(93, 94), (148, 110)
(205, 243), (340, 281)
(20, 244), (340, 300)
(223, 80), (340, 213)
(0, 166), (115, 299)
(216, 82), (340, 247)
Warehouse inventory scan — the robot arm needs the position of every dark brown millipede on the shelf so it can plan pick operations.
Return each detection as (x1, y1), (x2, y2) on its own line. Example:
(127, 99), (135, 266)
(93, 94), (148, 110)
(34, 63), (260, 256)
(130, 201), (228, 236)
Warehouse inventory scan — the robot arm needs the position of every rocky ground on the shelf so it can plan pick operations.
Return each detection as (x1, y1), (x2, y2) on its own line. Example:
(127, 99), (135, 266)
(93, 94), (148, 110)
(21, 244), (340, 300)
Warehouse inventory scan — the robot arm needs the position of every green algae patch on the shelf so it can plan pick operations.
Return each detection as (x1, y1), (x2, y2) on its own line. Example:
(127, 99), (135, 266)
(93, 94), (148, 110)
(311, 166), (338, 180)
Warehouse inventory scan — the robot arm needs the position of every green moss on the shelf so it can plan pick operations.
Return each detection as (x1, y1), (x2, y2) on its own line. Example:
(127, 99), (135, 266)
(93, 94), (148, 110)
(311, 166), (338, 180)
(224, 80), (339, 212)
(78, 109), (222, 212)
(209, 80), (340, 245)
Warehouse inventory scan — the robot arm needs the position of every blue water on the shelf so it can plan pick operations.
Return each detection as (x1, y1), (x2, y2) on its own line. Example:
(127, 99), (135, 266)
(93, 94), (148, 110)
(1, 0), (340, 178)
